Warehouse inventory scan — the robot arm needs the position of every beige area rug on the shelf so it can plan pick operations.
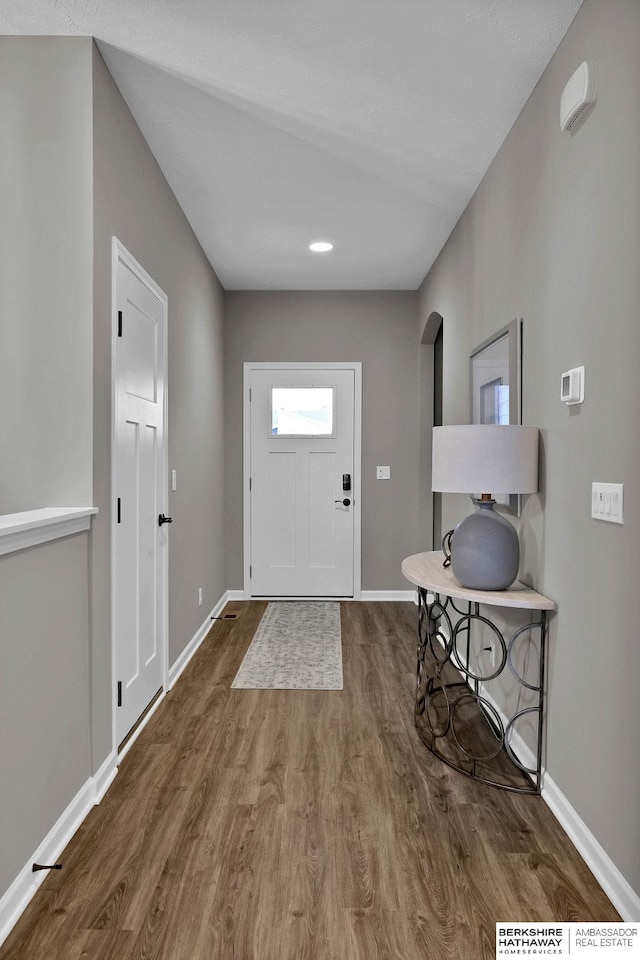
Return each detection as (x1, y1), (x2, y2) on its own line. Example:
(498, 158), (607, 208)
(231, 601), (342, 690)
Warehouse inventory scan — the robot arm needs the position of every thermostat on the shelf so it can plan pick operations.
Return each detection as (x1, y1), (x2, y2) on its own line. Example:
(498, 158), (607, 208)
(561, 366), (584, 405)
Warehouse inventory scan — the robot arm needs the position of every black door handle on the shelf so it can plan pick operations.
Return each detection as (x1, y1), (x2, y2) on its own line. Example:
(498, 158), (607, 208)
(334, 498), (351, 506)
(158, 514), (173, 526)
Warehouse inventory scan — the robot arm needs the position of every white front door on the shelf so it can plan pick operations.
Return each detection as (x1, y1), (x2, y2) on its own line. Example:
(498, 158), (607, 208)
(113, 241), (167, 746)
(246, 363), (361, 597)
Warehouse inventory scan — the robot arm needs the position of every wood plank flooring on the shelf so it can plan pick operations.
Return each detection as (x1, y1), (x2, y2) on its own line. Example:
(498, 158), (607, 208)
(0, 601), (618, 960)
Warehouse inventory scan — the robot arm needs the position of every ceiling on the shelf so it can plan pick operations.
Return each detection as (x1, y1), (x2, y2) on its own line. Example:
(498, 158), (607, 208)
(0, 1), (583, 290)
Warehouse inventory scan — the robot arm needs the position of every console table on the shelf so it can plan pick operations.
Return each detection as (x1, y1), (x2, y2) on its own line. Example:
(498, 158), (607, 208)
(402, 552), (556, 794)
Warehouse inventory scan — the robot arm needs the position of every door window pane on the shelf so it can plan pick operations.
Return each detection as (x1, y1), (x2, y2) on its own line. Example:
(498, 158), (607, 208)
(271, 387), (334, 437)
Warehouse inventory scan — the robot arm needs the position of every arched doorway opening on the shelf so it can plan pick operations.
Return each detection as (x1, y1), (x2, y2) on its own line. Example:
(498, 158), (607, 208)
(419, 312), (443, 549)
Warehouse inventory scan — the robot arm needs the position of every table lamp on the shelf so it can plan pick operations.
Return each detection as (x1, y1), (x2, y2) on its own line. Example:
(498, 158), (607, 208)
(432, 424), (539, 590)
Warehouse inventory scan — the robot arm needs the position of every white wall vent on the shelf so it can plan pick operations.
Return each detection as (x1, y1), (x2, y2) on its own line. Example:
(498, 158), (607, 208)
(560, 61), (596, 132)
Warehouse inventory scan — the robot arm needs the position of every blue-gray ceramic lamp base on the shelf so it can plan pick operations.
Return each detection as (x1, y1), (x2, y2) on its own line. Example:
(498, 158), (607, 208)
(450, 499), (519, 591)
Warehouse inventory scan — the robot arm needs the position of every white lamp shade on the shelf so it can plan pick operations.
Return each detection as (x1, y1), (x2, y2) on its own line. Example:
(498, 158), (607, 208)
(432, 424), (539, 494)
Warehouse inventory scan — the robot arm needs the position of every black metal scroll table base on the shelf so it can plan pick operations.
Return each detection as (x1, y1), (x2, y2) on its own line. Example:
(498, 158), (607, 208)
(414, 589), (546, 794)
(402, 553), (556, 796)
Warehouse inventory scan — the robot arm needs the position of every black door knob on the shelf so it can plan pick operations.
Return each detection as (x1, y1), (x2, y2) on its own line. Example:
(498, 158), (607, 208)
(158, 514), (173, 526)
(334, 498), (351, 506)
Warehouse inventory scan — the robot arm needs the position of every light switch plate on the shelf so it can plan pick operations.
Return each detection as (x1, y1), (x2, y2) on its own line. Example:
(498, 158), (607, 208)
(376, 466), (391, 479)
(591, 482), (623, 523)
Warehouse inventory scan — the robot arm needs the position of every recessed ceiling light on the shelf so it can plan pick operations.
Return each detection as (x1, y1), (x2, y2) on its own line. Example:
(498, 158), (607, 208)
(309, 241), (333, 253)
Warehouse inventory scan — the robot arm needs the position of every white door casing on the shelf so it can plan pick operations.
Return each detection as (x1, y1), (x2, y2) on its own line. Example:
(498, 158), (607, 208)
(244, 363), (361, 598)
(112, 239), (168, 748)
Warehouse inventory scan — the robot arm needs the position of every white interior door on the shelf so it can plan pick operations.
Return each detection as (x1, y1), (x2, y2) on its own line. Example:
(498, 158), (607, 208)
(246, 364), (361, 597)
(113, 242), (167, 746)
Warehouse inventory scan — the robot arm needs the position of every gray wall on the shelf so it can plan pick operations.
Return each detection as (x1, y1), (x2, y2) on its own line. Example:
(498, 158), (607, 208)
(418, 0), (640, 898)
(4, 0), (638, 918)
(224, 292), (421, 591)
(0, 537), (92, 899)
(92, 44), (227, 764)
(0, 38), (93, 512)
(0, 38), (94, 901)
(0, 38), (227, 906)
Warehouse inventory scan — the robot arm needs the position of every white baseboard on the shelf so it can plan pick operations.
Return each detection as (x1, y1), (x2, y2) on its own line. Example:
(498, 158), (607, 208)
(225, 590), (245, 601)
(541, 774), (640, 921)
(229, 589), (421, 605)
(475, 679), (640, 919)
(0, 588), (240, 948)
(239, 590), (418, 603)
(92, 750), (118, 804)
(487, 693), (640, 919)
(168, 590), (236, 690)
(360, 590), (418, 602)
(4, 591), (636, 954)
(436, 622), (640, 921)
(0, 589), (234, 948)
(0, 751), (118, 949)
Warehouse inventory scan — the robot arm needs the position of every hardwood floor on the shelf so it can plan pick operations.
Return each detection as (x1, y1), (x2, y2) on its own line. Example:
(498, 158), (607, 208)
(1, 601), (618, 959)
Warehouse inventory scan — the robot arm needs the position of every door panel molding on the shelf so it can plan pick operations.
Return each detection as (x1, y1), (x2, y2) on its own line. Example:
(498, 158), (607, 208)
(111, 238), (168, 755)
(243, 361), (361, 599)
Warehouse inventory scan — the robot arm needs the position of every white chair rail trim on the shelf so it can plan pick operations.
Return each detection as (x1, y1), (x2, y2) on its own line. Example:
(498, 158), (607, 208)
(0, 508), (98, 556)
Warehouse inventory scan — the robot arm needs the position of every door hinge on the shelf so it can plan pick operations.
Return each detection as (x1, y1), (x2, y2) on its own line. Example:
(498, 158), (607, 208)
(117, 497), (121, 524)
(249, 565), (252, 578)
(117, 681), (122, 707)
(117, 310), (123, 337)
(249, 477), (252, 491)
